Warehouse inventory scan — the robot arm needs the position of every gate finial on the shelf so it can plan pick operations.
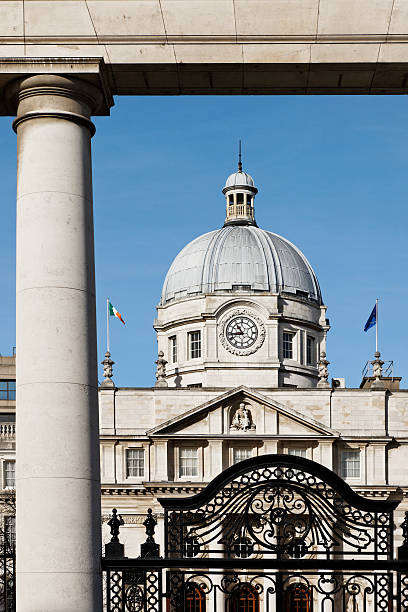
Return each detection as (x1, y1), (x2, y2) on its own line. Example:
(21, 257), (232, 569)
(140, 508), (160, 558)
(105, 508), (125, 558)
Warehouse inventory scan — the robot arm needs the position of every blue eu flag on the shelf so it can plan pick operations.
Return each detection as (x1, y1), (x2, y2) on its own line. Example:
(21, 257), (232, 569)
(364, 305), (377, 332)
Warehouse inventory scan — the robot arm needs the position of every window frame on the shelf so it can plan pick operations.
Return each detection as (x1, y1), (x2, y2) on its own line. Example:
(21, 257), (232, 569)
(283, 331), (294, 360)
(3, 460), (15, 489)
(169, 335), (177, 363)
(188, 330), (201, 360)
(0, 381), (16, 401)
(125, 448), (145, 479)
(341, 448), (361, 479)
(177, 446), (200, 480)
(231, 447), (253, 465)
(287, 448), (307, 459)
(306, 336), (315, 366)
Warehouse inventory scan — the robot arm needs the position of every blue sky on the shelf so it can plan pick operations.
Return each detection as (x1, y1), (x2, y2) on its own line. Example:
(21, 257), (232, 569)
(0, 95), (407, 388)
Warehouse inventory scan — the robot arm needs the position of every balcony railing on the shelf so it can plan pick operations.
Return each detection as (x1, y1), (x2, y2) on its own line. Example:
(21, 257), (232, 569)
(0, 424), (15, 439)
(362, 360), (394, 379)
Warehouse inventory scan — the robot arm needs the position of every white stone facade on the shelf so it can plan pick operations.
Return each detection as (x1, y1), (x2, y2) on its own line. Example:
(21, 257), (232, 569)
(97, 382), (408, 556)
(155, 293), (328, 388)
(1, 355), (408, 558)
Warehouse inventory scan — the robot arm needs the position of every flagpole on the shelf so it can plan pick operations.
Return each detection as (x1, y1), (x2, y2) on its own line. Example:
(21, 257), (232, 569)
(107, 298), (110, 354)
(375, 298), (378, 354)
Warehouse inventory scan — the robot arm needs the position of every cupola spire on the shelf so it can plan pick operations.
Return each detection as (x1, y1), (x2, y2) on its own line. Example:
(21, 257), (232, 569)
(222, 148), (258, 227)
(238, 140), (242, 173)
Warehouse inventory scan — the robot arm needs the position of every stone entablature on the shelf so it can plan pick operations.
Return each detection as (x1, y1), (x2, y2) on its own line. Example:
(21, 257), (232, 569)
(2, 2), (408, 100)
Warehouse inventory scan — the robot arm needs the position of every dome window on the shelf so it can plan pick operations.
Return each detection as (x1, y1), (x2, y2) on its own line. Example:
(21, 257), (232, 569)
(306, 336), (315, 366)
(296, 290), (309, 299)
(283, 332), (294, 359)
(169, 336), (177, 363)
(232, 284), (251, 291)
(188, 331), (201, 359)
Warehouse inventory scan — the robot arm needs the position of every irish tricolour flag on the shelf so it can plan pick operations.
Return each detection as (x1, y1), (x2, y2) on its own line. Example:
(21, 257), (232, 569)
(109, 301), (125, 325)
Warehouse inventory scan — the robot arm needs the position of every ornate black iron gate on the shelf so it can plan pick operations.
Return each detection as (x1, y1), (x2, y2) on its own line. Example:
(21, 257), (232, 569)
(0, 537), (15, 612)
(102, 454), (408, 611)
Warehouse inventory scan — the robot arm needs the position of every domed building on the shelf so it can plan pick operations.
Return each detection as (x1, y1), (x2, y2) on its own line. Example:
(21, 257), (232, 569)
(155, 163), (329, 388)
(93, 158), (406, 562)
(1, 157), (402, 570)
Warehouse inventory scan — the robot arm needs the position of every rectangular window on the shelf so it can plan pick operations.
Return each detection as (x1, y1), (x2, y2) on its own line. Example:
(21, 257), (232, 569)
(283, 332), (294, 359)
(233, 448), (252, 465)
(3, 461), (15, 489)
(169, 336), (177, 363)
(306, 336), (315, 365)
(0, 381), (16, 401)
(179, 447), (198, 478)
(288, 448), (307, 458)
(4, 516), (15, 547)
(126, 449), (144, 478)
(189, 331), (201, 359)
(341, 450), (360, 478)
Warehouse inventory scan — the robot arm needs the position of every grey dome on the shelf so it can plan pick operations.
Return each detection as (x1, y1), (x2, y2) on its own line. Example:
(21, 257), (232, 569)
(161, 226), (322, 305)
(224, 171), (255, 189)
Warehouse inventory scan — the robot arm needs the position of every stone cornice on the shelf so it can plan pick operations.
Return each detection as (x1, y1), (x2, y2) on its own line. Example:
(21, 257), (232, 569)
(101, 484), (407, 499)
(102, 483), (206, 496)
(7, 35), (408, 46)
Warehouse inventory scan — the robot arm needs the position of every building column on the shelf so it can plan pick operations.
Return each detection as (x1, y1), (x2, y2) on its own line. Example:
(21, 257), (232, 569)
(8, 74), (105, 611)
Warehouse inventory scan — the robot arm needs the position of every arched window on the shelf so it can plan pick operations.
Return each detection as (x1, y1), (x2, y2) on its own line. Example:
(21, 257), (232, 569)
(185, 584), (206, 612)
(284, 583), (311, 612)
(228, 583), (259, 612)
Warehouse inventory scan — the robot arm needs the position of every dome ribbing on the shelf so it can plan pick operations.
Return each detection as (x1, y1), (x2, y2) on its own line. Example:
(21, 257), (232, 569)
(161, 225), (321, 305)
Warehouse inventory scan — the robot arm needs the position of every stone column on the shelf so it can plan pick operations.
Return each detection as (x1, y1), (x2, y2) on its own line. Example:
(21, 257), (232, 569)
(8, 74), (104, 611)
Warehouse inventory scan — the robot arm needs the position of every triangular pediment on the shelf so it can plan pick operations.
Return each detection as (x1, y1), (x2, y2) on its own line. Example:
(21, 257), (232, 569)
(147, 386), (339, 438)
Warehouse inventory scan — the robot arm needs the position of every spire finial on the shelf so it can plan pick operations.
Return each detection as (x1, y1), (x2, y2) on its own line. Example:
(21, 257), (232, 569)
(238, 140), (242, 173)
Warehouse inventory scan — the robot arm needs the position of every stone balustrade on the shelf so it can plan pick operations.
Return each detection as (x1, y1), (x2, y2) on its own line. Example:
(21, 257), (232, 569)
(0, 424), (15, 439)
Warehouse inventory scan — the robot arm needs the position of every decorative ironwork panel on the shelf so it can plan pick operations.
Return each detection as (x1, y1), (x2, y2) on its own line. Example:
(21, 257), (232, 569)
(106, 570), (123, 612)
(167, 570), (394, 612)
(106, 569), (162, 612)
(399, 573), (408, 612)
(0, 540), (15, 612)
(161, 455), (398, 559)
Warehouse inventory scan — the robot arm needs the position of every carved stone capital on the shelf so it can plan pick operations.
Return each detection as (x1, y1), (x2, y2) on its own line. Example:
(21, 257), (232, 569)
(2, 58), (113, 117)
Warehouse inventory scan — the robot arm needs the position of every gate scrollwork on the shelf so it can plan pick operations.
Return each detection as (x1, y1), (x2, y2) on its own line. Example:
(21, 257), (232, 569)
(161, 454), (398, 559)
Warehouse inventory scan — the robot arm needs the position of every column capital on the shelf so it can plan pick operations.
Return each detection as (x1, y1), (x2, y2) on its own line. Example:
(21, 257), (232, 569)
(1, 57), (113, 117)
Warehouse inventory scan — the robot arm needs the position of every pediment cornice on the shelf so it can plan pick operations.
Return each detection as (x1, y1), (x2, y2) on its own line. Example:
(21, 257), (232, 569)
(147, 386), (339, 437)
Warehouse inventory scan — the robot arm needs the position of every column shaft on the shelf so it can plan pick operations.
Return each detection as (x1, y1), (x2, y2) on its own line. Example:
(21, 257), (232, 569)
(10, 75), (103, 611)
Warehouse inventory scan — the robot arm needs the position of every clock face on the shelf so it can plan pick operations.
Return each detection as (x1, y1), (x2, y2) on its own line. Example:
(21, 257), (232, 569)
(225, 316), (258, 349)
